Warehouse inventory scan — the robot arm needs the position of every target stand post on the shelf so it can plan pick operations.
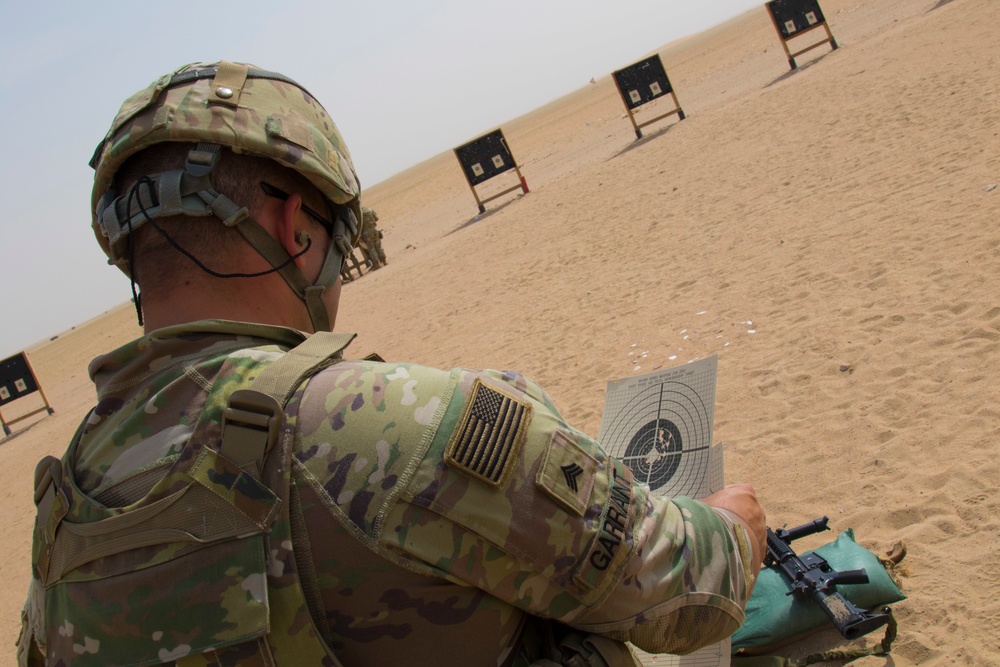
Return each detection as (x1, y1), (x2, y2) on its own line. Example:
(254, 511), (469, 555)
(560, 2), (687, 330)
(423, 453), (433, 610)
(613, 54), (686, 140)
(0, 351), (54, 437)
(766, 0), (839, 70)
(340, 246), (367, 284)
(454, 128), (530, 214)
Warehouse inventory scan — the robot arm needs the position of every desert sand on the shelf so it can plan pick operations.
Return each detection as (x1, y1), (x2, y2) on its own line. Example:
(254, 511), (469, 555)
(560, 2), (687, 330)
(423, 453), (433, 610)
(2, 0), (997, 663)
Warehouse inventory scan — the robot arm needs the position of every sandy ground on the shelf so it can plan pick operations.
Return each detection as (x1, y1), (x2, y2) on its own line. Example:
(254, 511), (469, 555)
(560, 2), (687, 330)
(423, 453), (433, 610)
(2, 0), (998, 664)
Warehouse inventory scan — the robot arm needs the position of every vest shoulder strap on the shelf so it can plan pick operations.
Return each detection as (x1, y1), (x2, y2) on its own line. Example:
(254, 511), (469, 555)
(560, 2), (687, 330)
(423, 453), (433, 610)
(203, 331), (356, 667)
(219, 331), (356, 471)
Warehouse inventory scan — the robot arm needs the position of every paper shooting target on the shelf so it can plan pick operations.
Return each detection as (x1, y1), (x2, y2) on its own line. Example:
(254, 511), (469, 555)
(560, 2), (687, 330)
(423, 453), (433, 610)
(611, 52), (686, 140)
(0, 352), (39, 407)
(0, 350), (54, 436)
(454, 129), (515, 186)
(453, 127), (530, 214)
(598, 356), (721, 498)
(767, 0), (828, 38)
(613, 54), (675, 111)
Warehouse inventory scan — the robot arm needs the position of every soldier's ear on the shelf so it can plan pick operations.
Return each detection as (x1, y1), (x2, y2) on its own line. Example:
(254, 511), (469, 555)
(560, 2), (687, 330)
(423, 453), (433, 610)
(277, 192), (307, 268)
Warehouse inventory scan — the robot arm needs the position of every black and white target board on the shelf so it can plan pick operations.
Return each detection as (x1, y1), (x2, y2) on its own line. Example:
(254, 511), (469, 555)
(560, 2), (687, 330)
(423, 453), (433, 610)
(0, 351), (53, 436)
(453, 129), (530, 214)
(766, 0), (838, 69)
(597, 356), (723, 498)
(612, 54), (686, 140)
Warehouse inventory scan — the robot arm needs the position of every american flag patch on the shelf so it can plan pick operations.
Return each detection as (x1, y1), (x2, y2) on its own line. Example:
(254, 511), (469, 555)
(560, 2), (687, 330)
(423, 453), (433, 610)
(445, 379), (531, 487)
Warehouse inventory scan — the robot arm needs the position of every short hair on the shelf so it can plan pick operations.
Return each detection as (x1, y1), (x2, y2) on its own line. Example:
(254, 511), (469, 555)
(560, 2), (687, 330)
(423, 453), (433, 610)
(112, 142), (328, 295)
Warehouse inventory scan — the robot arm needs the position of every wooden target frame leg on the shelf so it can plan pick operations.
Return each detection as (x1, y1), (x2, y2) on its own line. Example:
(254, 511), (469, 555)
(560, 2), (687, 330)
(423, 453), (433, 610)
(767, 7), (799, 69)
(671, 91), (686, 121)
(24, 354), (53, 416)
(771, 17), (839, 70)
(341, 247), (364, 282)
(513, 164), (530, 194)
(787, 23), (839, 66)
(782, 37), (797, 70)
(348, 249), (364, 276)
(463, 170), (527, 215)
(613, 81), (644, 139)
(464, 183), (486, 214)
(473, 188), (486, 214)
(455, 150), (488, 214)
(1, 406), (50, 434)
(1, 354), (55, 437)
(634, 102), (686, 136)
(454, 138), (529, 214)
(476, 179), (529, 211)
(628, 110), (643, 140)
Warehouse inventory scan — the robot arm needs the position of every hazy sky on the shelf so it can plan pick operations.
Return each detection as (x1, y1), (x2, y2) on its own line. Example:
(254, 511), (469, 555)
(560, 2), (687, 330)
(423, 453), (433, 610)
(0, 0), (762, 358)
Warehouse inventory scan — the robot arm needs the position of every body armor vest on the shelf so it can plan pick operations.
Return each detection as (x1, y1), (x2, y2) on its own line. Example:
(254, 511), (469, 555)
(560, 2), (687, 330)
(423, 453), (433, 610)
(24, 333), (355, 666)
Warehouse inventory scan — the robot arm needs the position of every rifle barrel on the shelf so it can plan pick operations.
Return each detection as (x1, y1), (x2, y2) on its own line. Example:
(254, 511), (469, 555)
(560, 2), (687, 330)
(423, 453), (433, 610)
(780, 516), (830, 542)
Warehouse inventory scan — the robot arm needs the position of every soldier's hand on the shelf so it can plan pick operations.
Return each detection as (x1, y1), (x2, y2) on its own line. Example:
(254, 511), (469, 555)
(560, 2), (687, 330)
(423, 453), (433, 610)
(701, 483), (766, 573)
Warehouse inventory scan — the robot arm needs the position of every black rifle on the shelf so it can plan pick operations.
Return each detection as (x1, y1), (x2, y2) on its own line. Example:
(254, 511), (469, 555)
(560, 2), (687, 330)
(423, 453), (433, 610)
(765, 517), (891, 640)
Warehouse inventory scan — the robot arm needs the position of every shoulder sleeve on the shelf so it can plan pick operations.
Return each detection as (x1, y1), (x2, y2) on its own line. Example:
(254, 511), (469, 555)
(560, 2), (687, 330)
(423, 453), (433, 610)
(378, 368), (753, 655)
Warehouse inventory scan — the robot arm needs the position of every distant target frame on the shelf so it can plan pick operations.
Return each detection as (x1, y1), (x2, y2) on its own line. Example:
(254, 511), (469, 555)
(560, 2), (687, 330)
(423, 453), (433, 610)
(765, 0), (839, 70)
(612, 53), (686, 140)
(453, 128), (530, 214)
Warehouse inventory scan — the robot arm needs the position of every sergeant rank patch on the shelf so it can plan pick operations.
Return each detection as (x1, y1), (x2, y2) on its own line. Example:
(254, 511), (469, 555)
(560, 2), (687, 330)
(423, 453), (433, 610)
(445, 378), (531, 488)
(537, 430), (598, 516)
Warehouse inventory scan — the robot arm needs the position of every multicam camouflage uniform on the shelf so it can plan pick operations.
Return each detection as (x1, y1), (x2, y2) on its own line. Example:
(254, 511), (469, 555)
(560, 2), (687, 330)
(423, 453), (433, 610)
(359, 207), (387, 269)
(19, 320), (755, 666)
(19, 59), (754, 667)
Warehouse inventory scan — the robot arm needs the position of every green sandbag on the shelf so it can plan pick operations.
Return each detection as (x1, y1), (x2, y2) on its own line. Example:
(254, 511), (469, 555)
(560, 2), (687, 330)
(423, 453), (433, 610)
(732, 529), (905, 654)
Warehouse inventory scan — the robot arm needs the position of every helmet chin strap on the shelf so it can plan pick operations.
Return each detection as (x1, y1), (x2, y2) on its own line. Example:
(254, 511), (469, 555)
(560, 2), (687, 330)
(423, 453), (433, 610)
(98, 143), (357, 332)
(185, 144), (357, 333)
(230, 216), (344, 332)
(300, 228), (352, 332)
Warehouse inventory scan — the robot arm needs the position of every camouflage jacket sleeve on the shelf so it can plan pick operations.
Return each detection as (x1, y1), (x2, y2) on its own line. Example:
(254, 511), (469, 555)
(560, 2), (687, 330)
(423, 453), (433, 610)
(17, 576), (45, 665)
(292, 361), (754, 656)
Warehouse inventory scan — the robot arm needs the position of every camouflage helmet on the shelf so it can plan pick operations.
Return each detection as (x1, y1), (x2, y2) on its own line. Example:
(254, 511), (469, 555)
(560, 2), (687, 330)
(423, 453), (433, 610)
(89, 61), (362, 332)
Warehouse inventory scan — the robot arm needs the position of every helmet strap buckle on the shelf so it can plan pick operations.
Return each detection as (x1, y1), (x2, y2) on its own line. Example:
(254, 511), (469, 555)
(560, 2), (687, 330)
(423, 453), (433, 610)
(185, 143), (222, 178)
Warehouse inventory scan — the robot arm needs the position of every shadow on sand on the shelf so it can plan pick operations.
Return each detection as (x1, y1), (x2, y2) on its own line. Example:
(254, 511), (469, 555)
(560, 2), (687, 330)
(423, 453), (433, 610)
(447, 195), (522, 236)
(0, 418), (43, 447)
(765, 49), (836, 87)
(610, 121), (680, 160)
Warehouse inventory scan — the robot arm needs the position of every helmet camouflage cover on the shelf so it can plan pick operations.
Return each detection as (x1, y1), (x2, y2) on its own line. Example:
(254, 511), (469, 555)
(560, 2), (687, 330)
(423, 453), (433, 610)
(88, 61), (362, 332)
(90, 60), (362, 264)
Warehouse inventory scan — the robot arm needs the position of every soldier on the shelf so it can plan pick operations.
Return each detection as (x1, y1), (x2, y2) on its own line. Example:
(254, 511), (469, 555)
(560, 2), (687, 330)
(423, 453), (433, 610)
(360, 205), (387, 269)
(18, 61), (765, 667)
